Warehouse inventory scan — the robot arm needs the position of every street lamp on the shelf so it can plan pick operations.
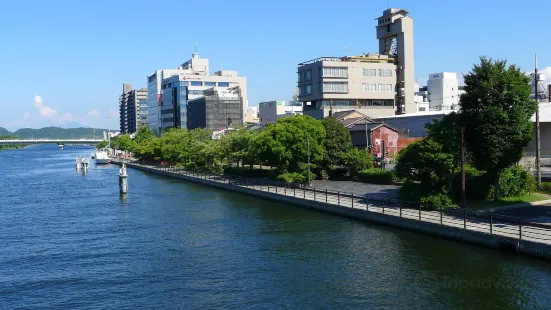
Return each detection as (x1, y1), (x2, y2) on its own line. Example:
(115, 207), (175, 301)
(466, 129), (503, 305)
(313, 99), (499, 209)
(460, 126), (466, 208)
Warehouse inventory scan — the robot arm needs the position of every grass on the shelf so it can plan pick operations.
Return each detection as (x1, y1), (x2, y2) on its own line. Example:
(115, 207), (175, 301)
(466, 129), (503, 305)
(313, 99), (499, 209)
(465, 193), (551, 211)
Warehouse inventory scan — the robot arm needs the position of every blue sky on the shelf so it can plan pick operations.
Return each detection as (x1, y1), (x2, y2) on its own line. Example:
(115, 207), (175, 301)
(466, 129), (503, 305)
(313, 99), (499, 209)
(1, 0), (550, 130)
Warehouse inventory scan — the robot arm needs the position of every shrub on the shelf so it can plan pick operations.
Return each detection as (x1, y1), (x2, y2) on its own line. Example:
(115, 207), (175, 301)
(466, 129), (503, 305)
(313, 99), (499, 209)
(277, 172), (307, 184)
(540, 182), (551, 194)
(494, 166), (535, 198)
(223, 166), (273, 178)
(341, 148), (374, 176)
(358, 168), (394, 185)
(420, 192), (454, 210)
(399, 181), (430, 202)
(328, 167), (349, 180)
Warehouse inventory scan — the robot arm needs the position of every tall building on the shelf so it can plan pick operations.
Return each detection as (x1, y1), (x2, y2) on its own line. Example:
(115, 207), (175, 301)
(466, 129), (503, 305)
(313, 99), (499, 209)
(186, 89), (244, 131)
(297, 8), (414, 119)
(147, 52), (247, 132)
(119, 83), (148, 134)
(259, 100), (303, 124)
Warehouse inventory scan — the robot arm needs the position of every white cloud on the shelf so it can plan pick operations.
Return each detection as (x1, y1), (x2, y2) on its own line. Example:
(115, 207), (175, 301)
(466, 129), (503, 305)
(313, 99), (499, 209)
(23, 112), (31, 121)
(87, 110), (101, 117)
(33, 95), (57, 118)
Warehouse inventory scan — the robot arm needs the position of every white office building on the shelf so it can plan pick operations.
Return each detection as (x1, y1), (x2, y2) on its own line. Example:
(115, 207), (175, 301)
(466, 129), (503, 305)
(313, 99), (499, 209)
(427, 72), (460, 111)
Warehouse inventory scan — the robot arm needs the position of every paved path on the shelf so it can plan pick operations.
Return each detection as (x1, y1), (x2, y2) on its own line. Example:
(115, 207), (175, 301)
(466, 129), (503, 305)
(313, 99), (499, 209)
(311, 180), (400, 199)
(125, 163), (551, 245)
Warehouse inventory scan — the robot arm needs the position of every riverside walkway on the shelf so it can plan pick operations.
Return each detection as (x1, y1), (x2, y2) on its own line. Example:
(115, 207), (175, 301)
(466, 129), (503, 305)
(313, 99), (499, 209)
(112, 159), (551, 260)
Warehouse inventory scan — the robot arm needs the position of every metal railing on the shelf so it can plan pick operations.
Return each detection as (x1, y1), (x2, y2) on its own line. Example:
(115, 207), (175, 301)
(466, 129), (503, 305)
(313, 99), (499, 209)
(128, 162), (551, 244)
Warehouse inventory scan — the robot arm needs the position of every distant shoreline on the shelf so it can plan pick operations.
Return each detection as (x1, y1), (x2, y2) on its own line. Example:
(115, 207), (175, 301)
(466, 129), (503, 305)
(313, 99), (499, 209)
(0, 144), (29, 151)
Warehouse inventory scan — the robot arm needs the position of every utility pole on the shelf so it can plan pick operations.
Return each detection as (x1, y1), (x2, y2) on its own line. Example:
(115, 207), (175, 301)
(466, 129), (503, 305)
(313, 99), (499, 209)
(307, 137), (311, 187)
(535, 54), (542, 186)
(460, 126), (466, 208)
(365, 122), (369, 152)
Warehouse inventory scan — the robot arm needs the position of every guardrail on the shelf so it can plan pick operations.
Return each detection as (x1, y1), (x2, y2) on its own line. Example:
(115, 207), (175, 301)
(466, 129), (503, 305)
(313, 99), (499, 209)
(128, 162), (551, 244)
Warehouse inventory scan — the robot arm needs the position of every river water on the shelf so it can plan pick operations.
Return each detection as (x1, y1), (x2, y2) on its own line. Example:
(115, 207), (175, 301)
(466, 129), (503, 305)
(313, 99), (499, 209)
(1, 144), (551, 309)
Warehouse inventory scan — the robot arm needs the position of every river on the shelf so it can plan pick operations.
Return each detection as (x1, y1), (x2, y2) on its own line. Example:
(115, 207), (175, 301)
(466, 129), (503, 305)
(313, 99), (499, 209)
(1, 144), (551, 309)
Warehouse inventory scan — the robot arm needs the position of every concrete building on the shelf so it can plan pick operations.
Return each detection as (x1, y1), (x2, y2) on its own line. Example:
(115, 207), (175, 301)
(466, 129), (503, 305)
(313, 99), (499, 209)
(258, 100), (303, 124)
(414, 86), (430, 112)
(119, 83), (148, 134)
(245, 106), (259, 123)
(147, 52), (247, 132)
(297, 8), (414, 119)
(427, 72), (460, 111)
(186, 89), (244, 131)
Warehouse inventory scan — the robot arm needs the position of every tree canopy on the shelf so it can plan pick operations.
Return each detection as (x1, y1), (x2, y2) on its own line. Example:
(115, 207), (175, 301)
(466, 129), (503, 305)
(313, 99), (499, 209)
(321, 117), (353, 167)
(461, 57), (536, 199)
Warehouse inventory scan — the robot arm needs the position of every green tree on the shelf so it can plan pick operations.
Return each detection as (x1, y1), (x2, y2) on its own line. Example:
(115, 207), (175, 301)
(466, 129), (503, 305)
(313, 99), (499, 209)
(425, 112), (466, 166)
(395, 139), (455, 190)
(254, 115), (325, 173)
(135, 125), (156, 144)
(96, 140), (108, 149)
(461, 57), (537, 200)
(321, 117), (353, 167)
(113, 134), (135, 152)
(341, 147), (374, 176)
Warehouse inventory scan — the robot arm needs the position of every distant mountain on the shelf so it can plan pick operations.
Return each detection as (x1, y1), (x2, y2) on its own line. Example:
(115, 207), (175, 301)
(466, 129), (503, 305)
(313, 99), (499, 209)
(61, 122), (90, 129)
(13, 127), (109, 139)
(0, 127), (12, 136)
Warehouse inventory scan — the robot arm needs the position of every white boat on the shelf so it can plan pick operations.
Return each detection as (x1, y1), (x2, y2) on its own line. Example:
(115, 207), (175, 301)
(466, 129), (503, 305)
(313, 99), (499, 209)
(95, 150), (110, 164)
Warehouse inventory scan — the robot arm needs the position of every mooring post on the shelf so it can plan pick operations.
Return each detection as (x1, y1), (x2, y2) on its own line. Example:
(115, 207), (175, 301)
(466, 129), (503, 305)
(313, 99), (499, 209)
(119, 163), (128, 194)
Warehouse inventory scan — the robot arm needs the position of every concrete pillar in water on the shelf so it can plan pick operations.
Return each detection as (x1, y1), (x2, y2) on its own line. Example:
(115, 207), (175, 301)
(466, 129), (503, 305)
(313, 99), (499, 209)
(119, 163), (128, 194)
(76, 156), (82, 170)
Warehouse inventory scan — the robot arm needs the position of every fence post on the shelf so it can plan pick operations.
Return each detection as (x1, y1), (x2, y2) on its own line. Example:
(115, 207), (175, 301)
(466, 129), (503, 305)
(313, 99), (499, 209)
(303, 187), (306, 199)
(351, 194), (354, 208)
(440, 205), (443, 224)
(418, 204), (421, 220)
(294, 187), (296, 197)
(326, 190), (328, 203)
(314, 188), (316, 201)
(365, 197), (368, 211)
(463, 210), (467, 229)
(284, 184), (287, 195)
(382, 199), (385, 214)
(400, 203), (402, 218)
(276, 185), (278, 194)
(337, 192), (340, 206)
(490, 216), (493, 235)
(519, 220), (522, 240)
(268, 184), (270, 192)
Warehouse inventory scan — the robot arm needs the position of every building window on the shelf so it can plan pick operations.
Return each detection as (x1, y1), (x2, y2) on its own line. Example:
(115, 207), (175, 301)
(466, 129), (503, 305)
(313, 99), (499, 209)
(419, 107), (426, 112)
(180, 81), (189, 87)
(218, 82), (229, 87)
(191, 81), (202, 86)
(298, 70), (312, 82)
(362, 69), (377, 77)
(362, 83), (377, 92)
(189, 90), (204, 95)
(377, 84), (393, 92)
(299, 84), (312, 96)
(378, 69), (393, 77)
(204, 82), (215, 87)
(322, 67), (348, 78)
(322, 83), (348, 93)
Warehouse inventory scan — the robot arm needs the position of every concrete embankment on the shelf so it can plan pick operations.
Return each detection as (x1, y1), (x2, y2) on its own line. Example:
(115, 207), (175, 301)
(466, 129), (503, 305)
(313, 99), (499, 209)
(110, 159), (551, 261)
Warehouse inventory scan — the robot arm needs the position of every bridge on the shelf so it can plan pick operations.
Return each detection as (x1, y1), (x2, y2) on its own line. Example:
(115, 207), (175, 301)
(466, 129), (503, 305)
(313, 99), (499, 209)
(0, 138), (104, 145)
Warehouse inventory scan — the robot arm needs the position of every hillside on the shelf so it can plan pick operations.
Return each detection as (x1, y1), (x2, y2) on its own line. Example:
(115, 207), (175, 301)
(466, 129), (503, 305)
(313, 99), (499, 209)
(0, 127), (12, 136)
(11, 127), (109, 139)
